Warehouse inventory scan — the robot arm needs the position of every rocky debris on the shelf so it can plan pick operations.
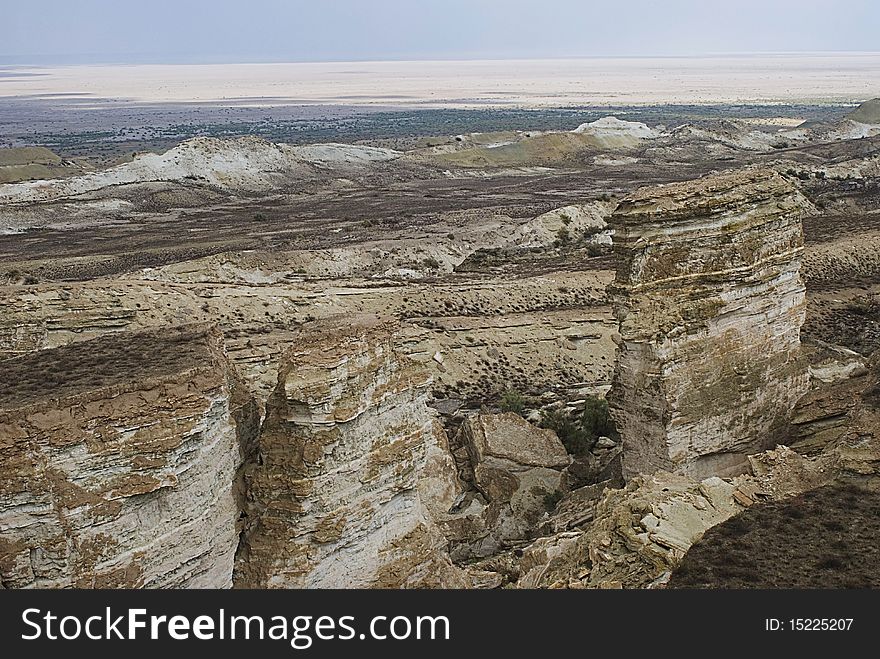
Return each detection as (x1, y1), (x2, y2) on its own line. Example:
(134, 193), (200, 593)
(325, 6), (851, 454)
(513, 441), (864, 589)
(788, 352), (880, 480)
(511, 354), (880, 589)
(803, 340), (868, 385)
(441, 413), (570, 560)
(234, 316), (467, 588)
(608, 167), (814, 478)
(539, 480), (611, 534)
(0, 325), (257, 588)
(515, 472), (742, 588)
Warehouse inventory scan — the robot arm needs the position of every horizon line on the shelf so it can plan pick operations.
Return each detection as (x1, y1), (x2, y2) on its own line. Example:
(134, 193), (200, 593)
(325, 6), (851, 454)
(3, 50), (880, 68)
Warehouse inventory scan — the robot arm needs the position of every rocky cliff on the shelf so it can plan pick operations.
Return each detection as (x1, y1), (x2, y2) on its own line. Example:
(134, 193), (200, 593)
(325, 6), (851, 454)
(234, 316), (467, 588)
(0, 325), (257, 588)
(607, 168), (813, 478)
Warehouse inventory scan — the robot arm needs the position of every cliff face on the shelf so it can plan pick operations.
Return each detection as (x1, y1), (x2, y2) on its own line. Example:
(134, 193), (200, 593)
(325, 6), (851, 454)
(0, 325), (257, 588)
(607, 168), (813, 478)
(235, 317), (466, 588)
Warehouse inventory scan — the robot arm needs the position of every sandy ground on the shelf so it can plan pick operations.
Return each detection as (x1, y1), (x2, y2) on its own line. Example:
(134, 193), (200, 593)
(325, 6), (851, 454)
(2, 54), (879, 107)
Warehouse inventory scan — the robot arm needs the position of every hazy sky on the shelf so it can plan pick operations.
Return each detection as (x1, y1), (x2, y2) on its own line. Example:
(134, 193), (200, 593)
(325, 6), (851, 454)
(2, 0), (879, 65)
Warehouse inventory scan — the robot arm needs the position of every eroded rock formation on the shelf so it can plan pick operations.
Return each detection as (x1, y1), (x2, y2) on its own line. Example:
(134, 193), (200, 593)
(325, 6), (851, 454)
(0, 325), (257, 588)
(441, 413), (570, 560)
(234, 316), (467, 588)
(608, 168), (814, 478)
(513, 432), (878, 589)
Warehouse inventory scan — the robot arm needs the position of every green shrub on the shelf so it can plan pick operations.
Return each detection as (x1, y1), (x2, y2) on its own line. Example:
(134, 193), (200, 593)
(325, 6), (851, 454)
(500, 389), (525, 415)
(580, 396), (616, 439)
(539, 396), (617, 457)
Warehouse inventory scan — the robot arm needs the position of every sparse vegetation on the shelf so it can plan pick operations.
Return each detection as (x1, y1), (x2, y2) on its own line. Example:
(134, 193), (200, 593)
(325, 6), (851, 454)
(0, 326), (215, 410)
(539, 396), (617, 457)
(669, 483), (880, 588)
(500, 389), (526, 415)
(555, 226), (571, 246)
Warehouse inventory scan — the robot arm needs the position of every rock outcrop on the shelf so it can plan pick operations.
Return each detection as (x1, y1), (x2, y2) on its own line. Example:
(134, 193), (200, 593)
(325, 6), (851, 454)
(608, 168), (813, 478)
(507, 202), (614, 248)
(234, 316), (467, 588)
(514, 440), (867, 589)
(443, 413), (570, 559)
(572, 116), (662, 147)
(0, 325), (257, 588)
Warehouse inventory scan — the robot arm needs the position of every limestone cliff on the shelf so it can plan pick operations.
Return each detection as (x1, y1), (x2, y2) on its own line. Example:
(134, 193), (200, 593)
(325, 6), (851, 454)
(0, 325), (257, 588)
(234, 316), (467, 588)
(607, 168), (813, 478)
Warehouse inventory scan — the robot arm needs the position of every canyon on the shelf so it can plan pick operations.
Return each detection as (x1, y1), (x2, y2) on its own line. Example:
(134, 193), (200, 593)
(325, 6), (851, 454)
(1, 99), (879, 588)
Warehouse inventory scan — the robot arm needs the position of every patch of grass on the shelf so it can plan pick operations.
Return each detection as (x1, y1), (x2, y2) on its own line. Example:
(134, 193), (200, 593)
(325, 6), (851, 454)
(0, 325), (217, 409)
(669, 483), (880, 589)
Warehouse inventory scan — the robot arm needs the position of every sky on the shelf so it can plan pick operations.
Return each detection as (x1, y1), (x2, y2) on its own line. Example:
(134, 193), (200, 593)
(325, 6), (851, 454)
(2, 0), (879, 65)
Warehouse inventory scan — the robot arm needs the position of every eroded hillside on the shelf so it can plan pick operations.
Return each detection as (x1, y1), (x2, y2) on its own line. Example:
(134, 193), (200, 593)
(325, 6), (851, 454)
(2, 101), (880, 588)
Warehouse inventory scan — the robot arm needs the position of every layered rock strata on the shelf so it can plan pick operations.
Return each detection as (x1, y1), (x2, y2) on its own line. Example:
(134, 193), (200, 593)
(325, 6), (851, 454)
(607, 168), (813, 478)
(0, 325), (256, 588)
(442, 413), (570, 559)
(234, 316), (467, 588)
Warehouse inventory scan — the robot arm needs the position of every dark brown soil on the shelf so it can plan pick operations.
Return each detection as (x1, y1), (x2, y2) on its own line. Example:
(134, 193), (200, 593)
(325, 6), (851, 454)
(0, 325), (216, 409)
(669, 483), (880, 588)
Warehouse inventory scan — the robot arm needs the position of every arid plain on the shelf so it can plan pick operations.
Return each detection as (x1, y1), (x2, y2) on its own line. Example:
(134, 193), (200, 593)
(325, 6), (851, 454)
(1, 55), (880, 589)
